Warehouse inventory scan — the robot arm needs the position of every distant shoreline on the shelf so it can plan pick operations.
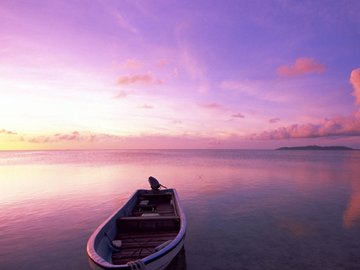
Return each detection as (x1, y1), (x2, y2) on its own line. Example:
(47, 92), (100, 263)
(276, 145), (354, 151)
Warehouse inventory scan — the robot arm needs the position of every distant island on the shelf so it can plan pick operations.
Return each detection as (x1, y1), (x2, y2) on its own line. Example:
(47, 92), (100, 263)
(276, 145), (354, 151)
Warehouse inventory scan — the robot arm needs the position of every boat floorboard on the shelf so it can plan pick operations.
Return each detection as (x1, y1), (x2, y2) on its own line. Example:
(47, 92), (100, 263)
(112, 231), (178, 265)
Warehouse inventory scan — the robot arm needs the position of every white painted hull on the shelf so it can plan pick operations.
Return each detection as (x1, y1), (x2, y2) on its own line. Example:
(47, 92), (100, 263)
(89, 237), (184, 270)
(87, 188), (186, 270)
(144, 237), (185, 270)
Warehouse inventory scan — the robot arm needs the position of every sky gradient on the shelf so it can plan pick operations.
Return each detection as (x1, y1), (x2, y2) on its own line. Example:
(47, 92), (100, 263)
(1, 0), (360, 149)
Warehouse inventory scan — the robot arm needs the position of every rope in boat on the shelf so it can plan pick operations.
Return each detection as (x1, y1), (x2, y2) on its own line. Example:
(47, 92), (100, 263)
(127, 260), (145, 270)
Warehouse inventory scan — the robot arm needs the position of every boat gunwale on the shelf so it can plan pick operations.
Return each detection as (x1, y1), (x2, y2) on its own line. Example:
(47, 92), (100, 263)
(86, 188), (186, 269)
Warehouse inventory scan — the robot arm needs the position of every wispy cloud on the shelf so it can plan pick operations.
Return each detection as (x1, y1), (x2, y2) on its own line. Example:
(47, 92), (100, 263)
(54, 131), (81, 141)
(269, 118), (280, 123)
(25, 132), (239, 149)
(232, 113), (245, 118)
(350, 68), (360, 105)
(122, 58), (144, 69)
(221, 80), (256, 95)
(117, 74), (163, 85)
(140, 104), (153, 109)
(220, 79), (294, 103)
(0, 129), (17, 135)
(156, 58), (169, 68)
(181, 49), (210, 93)
(200, 102), (222, 109)
(174, 23), (209, 93)
(26, 131), (127, 146)
(28, 131), (84, 143)
(180, 48), (205, 80)
(277, 57), (326, 77)
(170, 119), (182, 124)
(111, 9), (138, 34)
(113, 90), (129, 99)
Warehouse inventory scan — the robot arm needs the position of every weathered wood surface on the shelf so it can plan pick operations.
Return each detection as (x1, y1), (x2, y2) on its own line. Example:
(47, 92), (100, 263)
(111, 192), (180, 265)
(112, 231), (178, 265)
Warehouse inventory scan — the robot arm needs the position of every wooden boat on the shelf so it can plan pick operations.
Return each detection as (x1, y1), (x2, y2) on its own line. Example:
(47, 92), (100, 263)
(87, 179), (186, 270)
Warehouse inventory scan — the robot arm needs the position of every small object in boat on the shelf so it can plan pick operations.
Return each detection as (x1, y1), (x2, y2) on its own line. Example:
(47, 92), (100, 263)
(139, 200), (149, 206)
(112, 240), (122, 249)
(148, 176), (167, 190)
(104, 233), (122, 250)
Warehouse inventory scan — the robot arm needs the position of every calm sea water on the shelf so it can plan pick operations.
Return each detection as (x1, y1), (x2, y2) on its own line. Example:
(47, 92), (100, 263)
(1, 150), (360, 270)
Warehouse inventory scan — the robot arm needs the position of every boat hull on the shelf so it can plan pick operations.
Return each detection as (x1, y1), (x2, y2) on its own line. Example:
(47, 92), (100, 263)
(87, 189), (186, 270)
(89, 236), (185, 270)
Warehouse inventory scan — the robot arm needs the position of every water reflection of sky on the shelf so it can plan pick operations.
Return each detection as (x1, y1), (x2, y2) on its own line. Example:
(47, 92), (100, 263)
(0, 150), (360, 269)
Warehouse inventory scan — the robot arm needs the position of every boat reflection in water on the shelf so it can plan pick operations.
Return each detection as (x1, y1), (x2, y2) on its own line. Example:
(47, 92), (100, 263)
(165, 247), (187, 270)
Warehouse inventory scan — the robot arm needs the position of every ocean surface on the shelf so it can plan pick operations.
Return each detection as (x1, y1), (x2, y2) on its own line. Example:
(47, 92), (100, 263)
(1, 149), (360, 270)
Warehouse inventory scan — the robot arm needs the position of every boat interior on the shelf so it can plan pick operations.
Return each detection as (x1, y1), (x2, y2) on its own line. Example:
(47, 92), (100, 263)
(112, 192), (180, 265)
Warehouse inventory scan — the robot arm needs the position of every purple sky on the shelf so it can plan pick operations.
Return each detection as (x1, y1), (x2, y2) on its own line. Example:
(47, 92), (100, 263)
(1, 0), (360, 149)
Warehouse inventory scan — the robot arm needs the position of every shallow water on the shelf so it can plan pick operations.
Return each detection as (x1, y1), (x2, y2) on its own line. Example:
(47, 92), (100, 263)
(1, 150), (360, 270)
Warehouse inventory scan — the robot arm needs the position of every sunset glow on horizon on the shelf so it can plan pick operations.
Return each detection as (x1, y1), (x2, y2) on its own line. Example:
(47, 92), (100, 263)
(1, 0), (360, 150)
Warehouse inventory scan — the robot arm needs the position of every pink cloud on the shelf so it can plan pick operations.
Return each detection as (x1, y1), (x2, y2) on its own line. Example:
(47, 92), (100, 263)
(0, 129), (17, 135)
(232, 113), (245, 118)
(55, 131), (80, 141)
(269, 118), (280, 124)
(28, 137), (48, 144)
(178, 46), (209, 93)
(156, 58), (168, 68)
(251, 68), (360, 140)
(200, 102), (222, 109)
(118, 74), (163, 85)
(251, 115), (360, 140)
(220, 80), (257, 96)
(113, 90), (129, 99)
(140, 104), (153, 109)
(277, 57), (326, 77)
(170, 119), (182, 124)
(350, 68), (360, 105)
(109, 8), (138, 34)
(29, 131), (86, 143)
(26, 132), (228, 149)
(179, 46), (206, 80)
(122, 59), (144, 69)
